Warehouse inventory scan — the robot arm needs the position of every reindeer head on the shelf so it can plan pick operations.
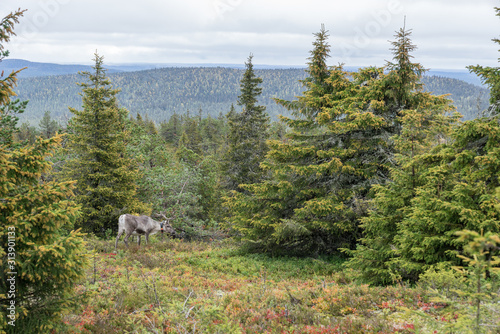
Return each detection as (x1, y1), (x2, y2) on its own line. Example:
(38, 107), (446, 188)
(158, 214), (177, 238)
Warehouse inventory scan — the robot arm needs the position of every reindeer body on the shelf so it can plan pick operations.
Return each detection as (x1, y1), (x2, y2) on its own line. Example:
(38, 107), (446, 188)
(115, 214), (175, 250)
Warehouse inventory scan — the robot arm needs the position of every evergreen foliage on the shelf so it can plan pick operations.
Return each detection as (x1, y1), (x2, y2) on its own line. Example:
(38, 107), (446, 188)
(0, 136), (88, 333)
(226, 26), (350, 254)
(159, 111), (182, 144)
(14, 66), (487, 125)
(348, 16), (500, 285)
(0, 10), (27, 148)
(38, 110), (60, 139)
(227, 26), (455, 256)
(0, 10), (88, 332)
(15, 122), (37, 144)
(64, 53), (147, 235)
(468, 7), (500, 116)
(179, 115), (203, 156)
(127, 112), (224, 238)
(392, 106), (500, 281)
(222, 54), (270, 191)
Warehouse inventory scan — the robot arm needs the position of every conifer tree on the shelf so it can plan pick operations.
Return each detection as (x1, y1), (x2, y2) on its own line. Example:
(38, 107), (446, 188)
(379, 7), (500, 282)
(175, 131), (200, 166)
(200, 114), (225, 155)
(392, 119), (500, 280)
(0, 10), (88, 332)
(38, 111), (60, 139)
(180, 115), (203, 155)
(16, 122), (38, 144)
(0, 11), (28, 148)
(222, 54), (270, 191)
(468, 6), (500, 116)
(227, 25), (453, 256)
(226, 27), (354, 254)
(160, 111), (181, 144)
(65, 53), (146, 235)
(345, 28), (463, 284)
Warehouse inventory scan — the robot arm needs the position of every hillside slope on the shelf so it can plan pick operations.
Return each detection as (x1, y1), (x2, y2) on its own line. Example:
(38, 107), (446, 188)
(14, 67), (488, 124)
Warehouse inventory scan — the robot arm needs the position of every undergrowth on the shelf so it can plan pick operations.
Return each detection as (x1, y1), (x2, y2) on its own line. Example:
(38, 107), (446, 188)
(59, 237), (500, 333)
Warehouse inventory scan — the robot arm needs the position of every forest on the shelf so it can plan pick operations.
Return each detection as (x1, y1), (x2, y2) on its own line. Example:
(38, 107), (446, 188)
(1, 6), (500, 334)
(14, 66), (489, 126)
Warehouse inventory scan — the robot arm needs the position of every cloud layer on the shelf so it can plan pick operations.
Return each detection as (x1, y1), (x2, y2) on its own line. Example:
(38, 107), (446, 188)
(1, 0), (498, 69)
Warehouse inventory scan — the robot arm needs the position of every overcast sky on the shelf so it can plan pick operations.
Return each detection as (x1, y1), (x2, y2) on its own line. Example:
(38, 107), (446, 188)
(1, 0), (499, 69)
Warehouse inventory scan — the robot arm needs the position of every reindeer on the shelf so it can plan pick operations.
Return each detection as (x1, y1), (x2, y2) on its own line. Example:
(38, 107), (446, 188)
(115, 177), (190, 250)
(115, 214), (176, 250)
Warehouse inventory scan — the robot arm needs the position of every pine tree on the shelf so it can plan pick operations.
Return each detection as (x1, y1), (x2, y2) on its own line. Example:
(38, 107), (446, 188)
(0, 10), (88, 332)
(65, 52), (146, 235)
(221, 54), (270, 191)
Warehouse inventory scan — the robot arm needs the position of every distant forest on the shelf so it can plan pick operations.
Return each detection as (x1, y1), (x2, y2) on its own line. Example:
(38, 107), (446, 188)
(15, 67), (489, 124)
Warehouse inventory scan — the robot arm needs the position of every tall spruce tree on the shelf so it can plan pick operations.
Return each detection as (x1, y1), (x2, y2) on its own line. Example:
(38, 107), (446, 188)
(65, 53), (146, 235)
(382, 7), (500, 282)
(345, 28), (460, 284)
(226, 26), (360, 254)
(222, 54), (269, 191)
(0, 10), (88, 332)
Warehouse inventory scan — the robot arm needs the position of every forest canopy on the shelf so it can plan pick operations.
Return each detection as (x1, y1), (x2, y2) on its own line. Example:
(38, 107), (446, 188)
(13, 67), (489, 125)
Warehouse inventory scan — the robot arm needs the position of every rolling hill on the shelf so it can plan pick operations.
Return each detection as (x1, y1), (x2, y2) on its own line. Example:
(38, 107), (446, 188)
(8, 62), (489, 125)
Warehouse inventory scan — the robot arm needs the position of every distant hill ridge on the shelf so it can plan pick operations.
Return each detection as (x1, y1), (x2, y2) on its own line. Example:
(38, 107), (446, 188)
(3, 59), (484, 85)
(2, 59), (309, 78)
(2, 60), (489, 124)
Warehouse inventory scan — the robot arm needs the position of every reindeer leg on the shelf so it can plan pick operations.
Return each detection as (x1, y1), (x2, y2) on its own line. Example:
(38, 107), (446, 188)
(124, 232), (131, 248)
(137, 235), (141, 246)
(115, 229), (124, 251)
(145, 233), (150, 246)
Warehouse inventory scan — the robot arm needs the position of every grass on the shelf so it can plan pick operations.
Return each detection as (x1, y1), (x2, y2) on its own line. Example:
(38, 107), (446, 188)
(59, 237), (500, 333)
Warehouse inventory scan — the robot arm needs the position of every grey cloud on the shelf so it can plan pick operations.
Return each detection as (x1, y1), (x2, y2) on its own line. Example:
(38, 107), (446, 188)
(1, 0), (498, 68)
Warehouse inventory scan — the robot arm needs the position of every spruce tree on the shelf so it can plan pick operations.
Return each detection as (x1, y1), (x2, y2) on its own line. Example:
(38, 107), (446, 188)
(160, 111), (181, 144)
(468, 7), (500, 116)
(0, 11), (28, 148)
(0, 10), (88, 332)
(38, 111), (60, 139)
(16, 122), (38, 144)
(65, 53), (146, 235)
(383, 7), (500, 282)
(181, 115), (203, 155)
(226, 26), (356, 254)
(345, 28), (462, 284)
(222, 54), (270, 191)
(393, 119), (500, 280)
